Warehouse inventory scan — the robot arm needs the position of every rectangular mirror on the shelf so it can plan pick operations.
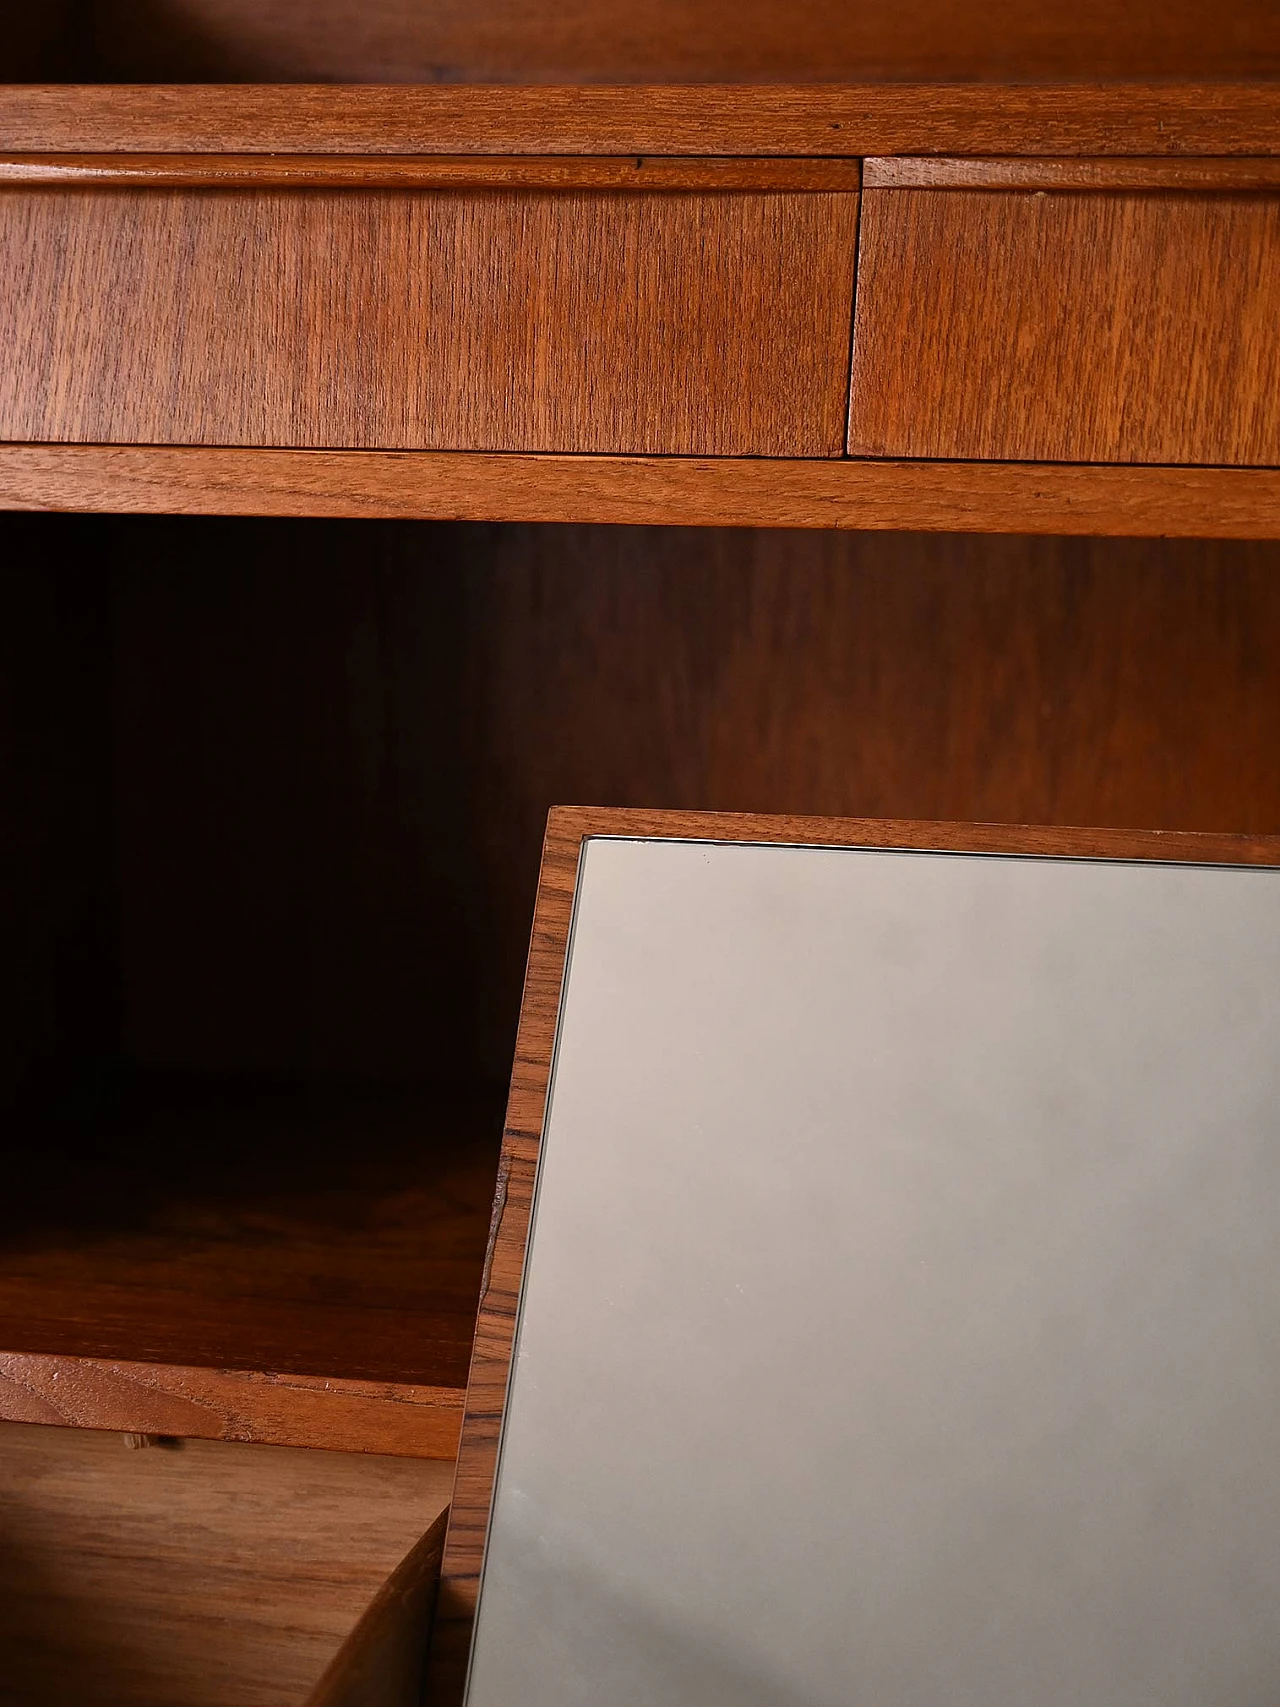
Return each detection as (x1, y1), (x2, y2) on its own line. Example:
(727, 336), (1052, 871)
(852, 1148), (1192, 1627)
(440, 812), (1280, 1707)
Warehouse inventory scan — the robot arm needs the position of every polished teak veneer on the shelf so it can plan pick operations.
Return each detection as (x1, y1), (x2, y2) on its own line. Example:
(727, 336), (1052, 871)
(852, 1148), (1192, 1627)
(0, 167), (858, 456)
(849, 158), (1280, 466)
(1, 88), (1279, 531)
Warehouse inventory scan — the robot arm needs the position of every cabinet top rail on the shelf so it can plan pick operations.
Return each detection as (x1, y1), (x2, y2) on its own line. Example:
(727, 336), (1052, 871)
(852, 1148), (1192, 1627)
(0, 84), (1277, 158)
(0, 152), (862, 191)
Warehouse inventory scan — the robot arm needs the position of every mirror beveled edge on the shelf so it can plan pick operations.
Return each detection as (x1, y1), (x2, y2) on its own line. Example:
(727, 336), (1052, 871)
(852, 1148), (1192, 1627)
(424, 806), (1280, 1706)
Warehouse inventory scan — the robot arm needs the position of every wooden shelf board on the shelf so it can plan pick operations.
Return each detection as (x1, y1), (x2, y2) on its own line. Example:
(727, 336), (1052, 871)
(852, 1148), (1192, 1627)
(2, 445), (1278, 537)
(0, 1352), (464, 1457)
(0, 1082), (502, 1430)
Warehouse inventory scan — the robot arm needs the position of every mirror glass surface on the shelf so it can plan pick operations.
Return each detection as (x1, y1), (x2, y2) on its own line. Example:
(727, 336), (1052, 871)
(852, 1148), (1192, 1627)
(466, 838), (1280, 1707)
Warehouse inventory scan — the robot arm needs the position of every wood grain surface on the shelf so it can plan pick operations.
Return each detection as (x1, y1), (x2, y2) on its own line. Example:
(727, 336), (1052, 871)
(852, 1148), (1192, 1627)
(2, 85), (1278, 158)
(0, 188), (857, 455)
(78, 0), (1280, 83)
(0, 1353), (463, 1458)
(864, 156), (1280, 189)
(428, 806), (1280, 1698)
(305, 1515), (448, 1707)
(4, 447), (1280, 536)
(0, 1421), (452, 1707)
(0, 153), (862, 191)
(849, 189), (1280, 466)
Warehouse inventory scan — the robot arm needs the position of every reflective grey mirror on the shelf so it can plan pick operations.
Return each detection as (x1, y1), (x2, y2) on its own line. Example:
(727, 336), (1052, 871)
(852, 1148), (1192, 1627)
(466, 839), (1280, 1707)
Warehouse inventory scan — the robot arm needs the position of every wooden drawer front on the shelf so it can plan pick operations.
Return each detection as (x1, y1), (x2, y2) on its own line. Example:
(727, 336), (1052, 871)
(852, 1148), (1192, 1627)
(848, 190), (1280, 466)
(0, 188), (858, 456)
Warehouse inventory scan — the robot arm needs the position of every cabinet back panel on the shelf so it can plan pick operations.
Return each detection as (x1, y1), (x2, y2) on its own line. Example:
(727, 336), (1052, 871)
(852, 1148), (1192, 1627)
(89, 522), (1280, 1082)
(78, 0), (1280, 81)
(0, 531), (115, 1100)
(0, 188), (856, 457)
(0, 4), (86, 80)
(5, 517), (1280, 1093)
(443, 525), (1280, 1071)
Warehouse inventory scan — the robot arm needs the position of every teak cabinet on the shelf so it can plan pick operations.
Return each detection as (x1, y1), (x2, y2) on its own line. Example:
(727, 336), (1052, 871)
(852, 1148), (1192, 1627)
(3, 154), (1280, 473)
(0, 5), (1278, 1705)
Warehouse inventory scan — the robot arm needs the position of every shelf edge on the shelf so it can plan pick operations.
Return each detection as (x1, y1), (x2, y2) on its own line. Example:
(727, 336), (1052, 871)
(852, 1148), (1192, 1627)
(0, 1350), (465, 1459)
(3, 445), (1279, 538)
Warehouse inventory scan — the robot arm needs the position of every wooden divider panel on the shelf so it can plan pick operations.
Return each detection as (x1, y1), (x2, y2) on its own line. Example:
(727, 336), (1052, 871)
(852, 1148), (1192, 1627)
(0, 185), (858, 456)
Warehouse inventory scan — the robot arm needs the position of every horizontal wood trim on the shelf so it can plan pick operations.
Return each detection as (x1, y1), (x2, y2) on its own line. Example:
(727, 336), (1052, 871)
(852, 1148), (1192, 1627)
(2, 446), (1278, 537)
(0, 1351), (464, 1458)
(1, 84), (1279, 158)
(428, 803), (1280, 1701)
(0, 152), (862, 191)
(864, 155), (1280, 189)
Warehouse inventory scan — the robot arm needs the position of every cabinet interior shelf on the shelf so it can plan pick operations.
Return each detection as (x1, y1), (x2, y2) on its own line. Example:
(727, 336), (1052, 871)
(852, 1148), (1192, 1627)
(0, 1079), (501, 1455)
